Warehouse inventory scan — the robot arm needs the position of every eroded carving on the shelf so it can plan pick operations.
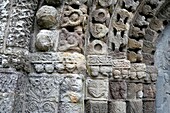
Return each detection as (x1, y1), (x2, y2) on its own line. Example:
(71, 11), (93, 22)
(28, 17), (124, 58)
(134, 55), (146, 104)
(58, 28), (83, 53)
(109, 9), (132, 53)
(59, 103), (82, 113)
(61, 4), (87, 27)
(0, 93), (14, 113)
(92, 9), (110, 23)
(35, 30), (54, 52)
(60, 74), (83, 103)
(45, 0), (61, 6)
(87, 40), (108, 55)
(25, 74), (61, 113)
(109, 80), (127, 99)
(87, 55), (113, 65)
(88, 65), (112, 77)
(86, 78), (108, 100)
(109, 101), (126, 113)
(31, 52), (86, 74)
(121, 0), (139, 12)
(36, 5), (57, 29)
(86, 100), (108, 113)
(90, 23), (109, 39)
(98, 0), (113, 7)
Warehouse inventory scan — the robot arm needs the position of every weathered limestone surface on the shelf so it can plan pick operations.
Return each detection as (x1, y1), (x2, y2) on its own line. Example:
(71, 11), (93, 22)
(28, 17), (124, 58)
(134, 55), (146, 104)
(0, 68), (23, 113)
(155, 23), (170, 113)
(1, 0), (170, 113)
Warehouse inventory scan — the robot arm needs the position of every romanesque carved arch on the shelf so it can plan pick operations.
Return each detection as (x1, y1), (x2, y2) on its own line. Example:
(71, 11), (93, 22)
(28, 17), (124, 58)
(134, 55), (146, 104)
(0, 0), (170, 113)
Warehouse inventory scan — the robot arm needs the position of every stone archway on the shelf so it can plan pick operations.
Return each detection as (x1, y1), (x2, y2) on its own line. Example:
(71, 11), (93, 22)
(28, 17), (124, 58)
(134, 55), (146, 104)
(0, 0), (170, 113)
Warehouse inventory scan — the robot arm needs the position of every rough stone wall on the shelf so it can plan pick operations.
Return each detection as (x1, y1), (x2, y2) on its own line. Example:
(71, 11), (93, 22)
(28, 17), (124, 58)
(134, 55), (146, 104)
(0, 0), (38, 112)
(0, 0), (170, 113)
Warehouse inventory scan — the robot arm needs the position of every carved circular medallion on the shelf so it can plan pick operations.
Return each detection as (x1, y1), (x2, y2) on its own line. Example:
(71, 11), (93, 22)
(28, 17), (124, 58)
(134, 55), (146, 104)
(92, 9), (109, 22)
(90, 23), (109, 38)
(88, 40), (108, 54)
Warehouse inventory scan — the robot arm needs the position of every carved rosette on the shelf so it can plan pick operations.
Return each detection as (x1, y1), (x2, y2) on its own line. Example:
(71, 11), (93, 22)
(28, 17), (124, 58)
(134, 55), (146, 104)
(58, 1), (87, 54)
(25, 73), (61, 113)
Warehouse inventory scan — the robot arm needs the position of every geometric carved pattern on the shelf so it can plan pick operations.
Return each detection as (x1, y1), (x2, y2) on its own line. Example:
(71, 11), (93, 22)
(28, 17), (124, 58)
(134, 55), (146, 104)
(1, 0), (170, 113)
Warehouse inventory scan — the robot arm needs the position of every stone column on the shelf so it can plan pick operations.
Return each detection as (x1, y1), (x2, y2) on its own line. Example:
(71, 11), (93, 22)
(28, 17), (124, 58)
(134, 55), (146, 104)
(0, 0), (38, 71)
(0, 68), (23, 113)
(26, 0), (87, 112)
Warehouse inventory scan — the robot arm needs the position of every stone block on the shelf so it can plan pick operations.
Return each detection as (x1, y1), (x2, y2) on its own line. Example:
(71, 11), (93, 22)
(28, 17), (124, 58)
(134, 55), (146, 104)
(109, 80), (127, 99)
(127, 83), (136, 99)
(59, 103), (83, 113)
(109, 52), (127, 59)
(127, 83), (143, 99)
(142, 40), (155, 54)
(60, 74), (84, 103)
(0, 68), (20, 93)
(15, 73), (28, 94)
(136, 84), (143, 99)
(127, 51), (137, 62)
(86, 78), (108, 100)
(129, 26), (145, 38)
(45, 0), (61, 5)
(128, 50), (143, 63)
(144, 28), (158, 42)
(112, 68), (130, 79)
(142, 53), (154, 65)
(88, 65), (112, 78)
(145, 66), (157, 82)
(126, 100), (143, 113)
(25, 100), (58, 113)
(31, 52), (86, 74)
(92, 9), (110, 23)
(143, 84), (156, 99)
(146, 66), (157, 74)
(151, 73), (157, 82)
(143, 100), (155, 113)
(26, 75), (60, 102)
(128, 38), (143, 49)
(87, 55), (113, 66)
(149, 18), (163, 32)
(109, 101), (126, 113)
(86, 100), (108, 113)
(25, 74), (61, 112)
(13, 94), (25, 113)
(131, 63), (146, 72)
(112, 59), (131, 68)
(129, 72), (137, 80)
(90, 23), (109, 38)
(0, 93), (15, 113)
(137, 71), (146, 79)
